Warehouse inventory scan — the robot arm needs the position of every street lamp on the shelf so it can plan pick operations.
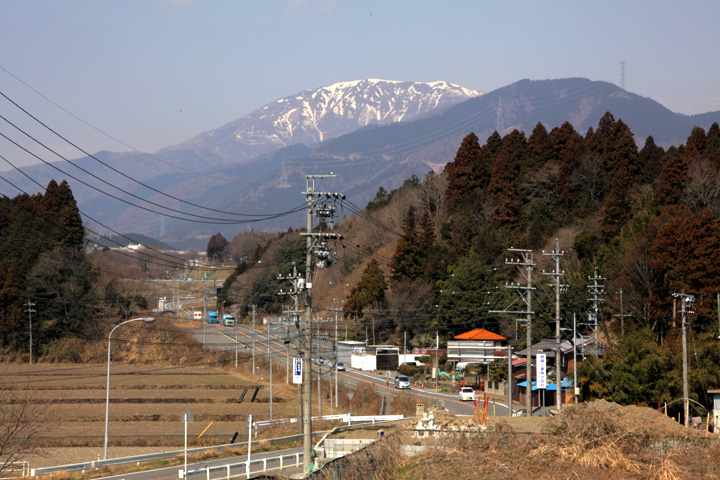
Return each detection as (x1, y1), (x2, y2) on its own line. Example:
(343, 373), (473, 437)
(104, 317), (155, 460)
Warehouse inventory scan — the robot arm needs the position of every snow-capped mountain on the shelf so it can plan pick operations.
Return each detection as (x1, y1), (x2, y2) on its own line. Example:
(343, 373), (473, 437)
(165, 79), (481, 164)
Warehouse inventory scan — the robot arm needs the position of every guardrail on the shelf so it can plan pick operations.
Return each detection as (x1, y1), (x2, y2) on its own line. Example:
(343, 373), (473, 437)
(253, 414), (403, 430)
(30, 432), (320, 477)
(185, 451), (302, 480)
(1, 461), (30, 479)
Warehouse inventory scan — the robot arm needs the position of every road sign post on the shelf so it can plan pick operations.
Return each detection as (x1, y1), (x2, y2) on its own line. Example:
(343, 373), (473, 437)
(181, 407), (193, 478)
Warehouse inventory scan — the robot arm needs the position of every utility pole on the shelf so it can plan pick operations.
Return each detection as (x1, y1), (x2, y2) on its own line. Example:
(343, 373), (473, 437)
(278, 266), (304, 435)
(491, 248), (535, 417)
(507, 345), (513, 417)
(543, 239), (564, 411)
(435, 331), (439, 394)
(403, 331), (407, 363)
(298, 173), (344, 473)
(25, 301), (36, 365)
(251, 305), (256, 374)
(587, 267), (607, 354)
(267, 319), (273, 419)
(335, 309), (339, 409)
(675, 293), (695, 428)
(573, 313), (579, 403)
(317, 315), (322, 417)
(613, 289), (632, 339)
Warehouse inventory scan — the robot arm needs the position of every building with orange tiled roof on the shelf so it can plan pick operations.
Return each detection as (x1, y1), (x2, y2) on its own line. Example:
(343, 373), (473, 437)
(447, 328), (507, 367)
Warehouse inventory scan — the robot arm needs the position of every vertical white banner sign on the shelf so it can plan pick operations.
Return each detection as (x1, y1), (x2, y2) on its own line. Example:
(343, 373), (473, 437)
(536, 353), (547, 389)
(293, 358), (303, 384)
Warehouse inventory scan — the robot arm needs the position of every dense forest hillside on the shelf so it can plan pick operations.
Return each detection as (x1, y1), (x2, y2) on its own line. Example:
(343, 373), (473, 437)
(2, 110), (719, 414)
(221, 112), (720, 411)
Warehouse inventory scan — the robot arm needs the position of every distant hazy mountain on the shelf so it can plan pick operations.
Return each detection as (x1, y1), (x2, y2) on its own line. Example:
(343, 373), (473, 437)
(2, 78), (718, 249)
(160, 79), (481, 164)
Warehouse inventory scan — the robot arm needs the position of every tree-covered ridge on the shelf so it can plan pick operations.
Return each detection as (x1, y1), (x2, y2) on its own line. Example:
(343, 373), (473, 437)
(439, 113), (720, 334)
(0, 180), (97, 355)
(356, 113), (720, 410)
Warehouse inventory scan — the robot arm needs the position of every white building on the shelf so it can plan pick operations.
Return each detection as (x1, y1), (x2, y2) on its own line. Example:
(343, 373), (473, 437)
(446, 328), (507, 367)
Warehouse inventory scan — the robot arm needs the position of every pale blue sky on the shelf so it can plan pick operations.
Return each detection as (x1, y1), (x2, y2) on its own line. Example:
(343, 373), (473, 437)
(1, 0), (719, 167)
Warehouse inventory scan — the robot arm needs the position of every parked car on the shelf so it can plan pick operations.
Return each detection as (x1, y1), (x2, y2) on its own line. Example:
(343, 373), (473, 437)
(459, 387), (475, 401)
(394, 375), (410, 389)
(336, 362), (345, 371)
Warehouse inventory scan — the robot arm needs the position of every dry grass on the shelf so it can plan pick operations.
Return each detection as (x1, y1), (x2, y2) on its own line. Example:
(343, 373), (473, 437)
(388, 402), (719, 480)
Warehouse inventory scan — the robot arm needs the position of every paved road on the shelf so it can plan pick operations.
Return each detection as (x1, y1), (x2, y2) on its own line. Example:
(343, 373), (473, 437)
(194, 322), (513, 418)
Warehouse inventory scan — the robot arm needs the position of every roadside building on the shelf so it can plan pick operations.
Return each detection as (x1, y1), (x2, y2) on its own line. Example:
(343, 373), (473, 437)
(709, 389), (720, 432)
(514, 336), (603, 410)
(350, 345), (399, 371)
(336, 341), (365, 366)
(447, 328), (507, 368)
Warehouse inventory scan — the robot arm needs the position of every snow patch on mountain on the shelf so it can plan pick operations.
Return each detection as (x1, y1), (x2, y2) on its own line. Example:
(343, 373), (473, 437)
(169, 79), (481, 164)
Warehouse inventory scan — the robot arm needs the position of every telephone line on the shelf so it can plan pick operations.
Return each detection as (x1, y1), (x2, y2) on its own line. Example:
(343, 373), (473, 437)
(0, 124), (307, 225)
(0, 90), (309, 218)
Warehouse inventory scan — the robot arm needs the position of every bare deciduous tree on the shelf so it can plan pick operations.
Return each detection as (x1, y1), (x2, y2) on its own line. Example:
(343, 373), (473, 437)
(684, 158), (720, 213)
(0, 379), (49, 475)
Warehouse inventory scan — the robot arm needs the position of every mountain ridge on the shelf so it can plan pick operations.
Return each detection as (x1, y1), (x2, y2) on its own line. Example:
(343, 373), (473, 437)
(2, 77), (719, 249)
(159, 78), (481, 165)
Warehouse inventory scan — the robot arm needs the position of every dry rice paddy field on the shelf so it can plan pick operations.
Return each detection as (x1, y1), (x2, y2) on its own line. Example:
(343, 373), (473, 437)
(4, 362), (325, 468)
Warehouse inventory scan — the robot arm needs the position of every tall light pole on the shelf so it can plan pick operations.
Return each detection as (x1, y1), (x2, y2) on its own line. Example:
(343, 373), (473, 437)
(104, 317), (155, 460)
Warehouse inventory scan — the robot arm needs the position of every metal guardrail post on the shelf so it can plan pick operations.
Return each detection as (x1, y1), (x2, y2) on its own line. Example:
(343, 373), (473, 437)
(205, 465), (210, 480)
(226, 464), (230, 480)
(262, 458), (267, 472)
